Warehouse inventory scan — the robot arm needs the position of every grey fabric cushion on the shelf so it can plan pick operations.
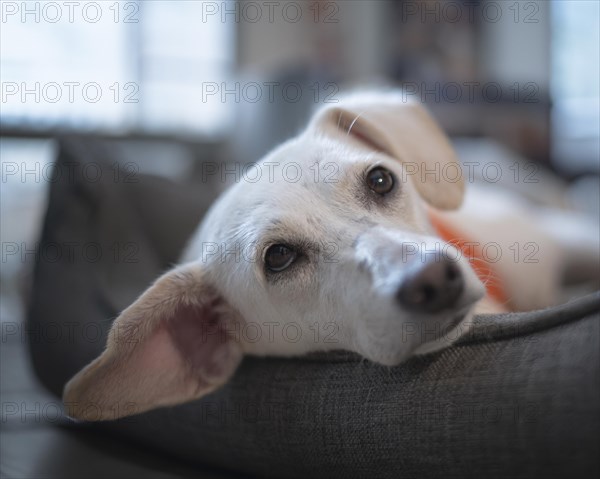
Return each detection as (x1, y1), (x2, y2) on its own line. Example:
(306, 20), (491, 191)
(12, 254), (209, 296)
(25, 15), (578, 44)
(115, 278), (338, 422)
(98, 296), (599, 479)
(27, 137), (217, 395)
(27, 139), (600, 478)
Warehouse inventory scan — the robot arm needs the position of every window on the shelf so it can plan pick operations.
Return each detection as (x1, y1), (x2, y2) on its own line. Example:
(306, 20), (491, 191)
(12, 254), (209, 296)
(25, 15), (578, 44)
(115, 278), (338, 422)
(551, 0), (600, 172)
(0, 1), (235, 135)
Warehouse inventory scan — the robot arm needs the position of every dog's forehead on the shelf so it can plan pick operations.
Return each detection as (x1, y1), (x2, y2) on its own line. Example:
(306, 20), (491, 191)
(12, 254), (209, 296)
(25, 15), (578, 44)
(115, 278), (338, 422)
(203, 138), (370, 242)
(253, 138), (370, 203)
(246, 137), (371, 196)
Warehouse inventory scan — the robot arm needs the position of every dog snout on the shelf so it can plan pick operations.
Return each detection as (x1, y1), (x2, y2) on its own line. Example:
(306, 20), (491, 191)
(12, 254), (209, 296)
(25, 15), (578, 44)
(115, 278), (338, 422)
(397, 255), (464, 313)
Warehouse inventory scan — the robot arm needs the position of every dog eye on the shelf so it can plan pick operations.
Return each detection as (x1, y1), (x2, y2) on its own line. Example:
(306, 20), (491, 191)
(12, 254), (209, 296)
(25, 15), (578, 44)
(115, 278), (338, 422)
(265, 244), (297, 272)
(366, 167), (395, 195)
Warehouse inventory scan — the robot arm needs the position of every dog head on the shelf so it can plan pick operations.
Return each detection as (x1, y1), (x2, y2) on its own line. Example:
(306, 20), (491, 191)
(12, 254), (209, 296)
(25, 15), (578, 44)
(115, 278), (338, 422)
(64, 93), (485, 420)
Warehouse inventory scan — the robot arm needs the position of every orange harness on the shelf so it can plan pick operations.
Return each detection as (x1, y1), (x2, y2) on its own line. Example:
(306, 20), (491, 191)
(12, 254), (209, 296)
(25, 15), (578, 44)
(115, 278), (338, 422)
(428, 210), (511, 309)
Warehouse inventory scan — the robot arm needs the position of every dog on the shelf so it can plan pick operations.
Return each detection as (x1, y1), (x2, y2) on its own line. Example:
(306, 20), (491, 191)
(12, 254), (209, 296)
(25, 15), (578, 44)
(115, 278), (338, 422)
(63, 92), (599, 420)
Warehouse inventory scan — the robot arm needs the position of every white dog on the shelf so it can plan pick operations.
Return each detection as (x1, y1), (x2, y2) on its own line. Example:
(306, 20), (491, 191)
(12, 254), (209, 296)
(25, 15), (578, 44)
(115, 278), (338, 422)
(64, 93), (599, 420)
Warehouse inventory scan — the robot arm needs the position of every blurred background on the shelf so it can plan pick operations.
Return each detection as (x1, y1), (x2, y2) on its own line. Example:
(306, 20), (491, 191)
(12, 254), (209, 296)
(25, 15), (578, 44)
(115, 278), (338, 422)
(2, 0), (600, 325)
(1, 1), (599, 476)
(2, 0), (600, 341)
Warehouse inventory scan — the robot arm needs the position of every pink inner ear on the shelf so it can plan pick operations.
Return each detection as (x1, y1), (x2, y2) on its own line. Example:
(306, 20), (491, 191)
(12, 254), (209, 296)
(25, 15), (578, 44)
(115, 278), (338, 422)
(164, 299), (237, 380)
(64, 272), (243, 419)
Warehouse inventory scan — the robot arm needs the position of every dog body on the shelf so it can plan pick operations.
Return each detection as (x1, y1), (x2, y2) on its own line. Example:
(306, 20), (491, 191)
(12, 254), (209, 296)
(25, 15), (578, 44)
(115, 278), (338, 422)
(433, 182), (599, 312)
(64, 93), (599, 420)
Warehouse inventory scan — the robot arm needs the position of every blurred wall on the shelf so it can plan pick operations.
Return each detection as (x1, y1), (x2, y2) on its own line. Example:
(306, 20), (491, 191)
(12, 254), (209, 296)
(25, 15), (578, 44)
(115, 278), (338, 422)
(232, 1), (391, 164)
(231, 0), (553, 166)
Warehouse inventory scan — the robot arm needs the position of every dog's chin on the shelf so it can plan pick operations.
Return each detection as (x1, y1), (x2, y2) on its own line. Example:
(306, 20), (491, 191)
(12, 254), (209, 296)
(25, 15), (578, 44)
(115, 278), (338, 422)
(362, 302), (479, 367)
(411, 309), (475, 357)
(366, 310), (474, 366)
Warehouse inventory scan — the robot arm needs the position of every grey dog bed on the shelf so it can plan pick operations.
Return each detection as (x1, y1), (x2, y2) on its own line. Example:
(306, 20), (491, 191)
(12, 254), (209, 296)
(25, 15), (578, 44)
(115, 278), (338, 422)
(27, 140), (600, 478)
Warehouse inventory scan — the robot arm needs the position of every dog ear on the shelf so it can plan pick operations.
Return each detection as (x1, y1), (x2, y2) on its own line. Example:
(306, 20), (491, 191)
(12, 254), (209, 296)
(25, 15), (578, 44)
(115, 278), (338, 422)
(309, 93), (464, 210)
(63, 263), (242, 421)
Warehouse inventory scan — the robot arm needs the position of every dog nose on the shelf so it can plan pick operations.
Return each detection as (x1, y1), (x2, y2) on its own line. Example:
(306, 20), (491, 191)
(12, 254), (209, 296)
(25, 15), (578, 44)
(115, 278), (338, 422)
(397, 255), (464, 313)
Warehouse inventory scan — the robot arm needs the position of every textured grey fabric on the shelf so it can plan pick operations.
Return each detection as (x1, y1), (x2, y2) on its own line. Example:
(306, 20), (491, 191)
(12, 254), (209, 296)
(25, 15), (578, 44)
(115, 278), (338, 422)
(27, 137), (218, 395)
(27, 139), (600, 478)
(96, 300), (599, 479)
